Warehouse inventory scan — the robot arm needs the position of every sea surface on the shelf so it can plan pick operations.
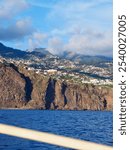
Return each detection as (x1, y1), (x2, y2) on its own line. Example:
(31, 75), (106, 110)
(0, 110), (113, 150)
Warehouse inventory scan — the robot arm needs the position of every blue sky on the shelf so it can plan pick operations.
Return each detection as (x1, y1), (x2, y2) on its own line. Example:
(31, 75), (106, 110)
(0, 0), (112, 56)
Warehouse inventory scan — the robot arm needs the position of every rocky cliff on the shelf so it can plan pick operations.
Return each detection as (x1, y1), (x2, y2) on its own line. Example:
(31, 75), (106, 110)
(0, 63), (27, 108)
(0, 63), (113, 110)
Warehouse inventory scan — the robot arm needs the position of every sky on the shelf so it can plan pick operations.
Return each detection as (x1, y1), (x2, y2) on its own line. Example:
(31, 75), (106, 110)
(0, 0), (112, 56)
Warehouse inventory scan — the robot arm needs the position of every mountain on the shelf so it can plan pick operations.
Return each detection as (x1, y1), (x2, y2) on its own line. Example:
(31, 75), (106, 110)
(0, 42), (51, 59)
(32, 48), (51, 55)
(27, 48), (52, 58)
(60, 51), (113, 65)
(0, 42), (27, 59)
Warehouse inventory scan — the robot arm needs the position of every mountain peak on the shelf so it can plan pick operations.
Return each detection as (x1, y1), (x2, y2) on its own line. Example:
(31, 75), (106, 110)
(33, 48), (50, 55)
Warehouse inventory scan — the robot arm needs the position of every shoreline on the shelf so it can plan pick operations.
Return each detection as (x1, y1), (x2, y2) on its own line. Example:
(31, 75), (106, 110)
(0, 108), (113, 111)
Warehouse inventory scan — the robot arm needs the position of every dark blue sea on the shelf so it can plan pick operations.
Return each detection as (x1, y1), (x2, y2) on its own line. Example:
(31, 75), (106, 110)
(0, 110), (113, 150)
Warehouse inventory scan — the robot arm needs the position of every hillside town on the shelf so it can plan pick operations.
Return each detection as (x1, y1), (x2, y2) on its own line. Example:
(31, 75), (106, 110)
(0, 54), (113, 86)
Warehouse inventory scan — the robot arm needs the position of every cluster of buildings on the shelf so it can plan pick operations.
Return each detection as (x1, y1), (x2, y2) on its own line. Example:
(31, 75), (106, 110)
(0, 55), (113, 86)
(80, 65), (112, 78)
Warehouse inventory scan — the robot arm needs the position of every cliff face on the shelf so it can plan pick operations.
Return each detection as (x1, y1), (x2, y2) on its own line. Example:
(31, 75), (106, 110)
(0, 64), (27, 108)
(46, 79), (112, 110)
(0, 63), (113, 110)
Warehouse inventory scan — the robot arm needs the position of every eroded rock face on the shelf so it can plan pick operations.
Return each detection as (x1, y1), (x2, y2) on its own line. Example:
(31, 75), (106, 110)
(0, 63), (27, 108)
(45, 80), (113, 110)
(0, 63), (113, 110)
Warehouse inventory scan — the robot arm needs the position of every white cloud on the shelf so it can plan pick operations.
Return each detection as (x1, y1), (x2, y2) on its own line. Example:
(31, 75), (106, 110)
(28, 32), (48, 50)
(0, 18), (34, 40)
(48, 37), (64, 54)
(0, 0), (32, 42)
(0, 0), (28, 19)
(44, 0), (112, 56)
(33, 32), (47, 41)
(64, 29), (112, 56)
(46, 29), (112, 56)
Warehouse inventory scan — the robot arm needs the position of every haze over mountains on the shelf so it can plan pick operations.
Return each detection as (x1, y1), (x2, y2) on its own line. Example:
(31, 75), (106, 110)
(0, 42), (112, 65)
(60, 51), (112, 65)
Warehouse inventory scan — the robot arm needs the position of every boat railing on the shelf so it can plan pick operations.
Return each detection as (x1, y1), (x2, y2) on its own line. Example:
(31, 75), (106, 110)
(0, 123), (112, 150)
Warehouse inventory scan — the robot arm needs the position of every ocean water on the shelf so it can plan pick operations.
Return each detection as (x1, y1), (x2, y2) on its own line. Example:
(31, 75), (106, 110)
(0, 110), (113, 150)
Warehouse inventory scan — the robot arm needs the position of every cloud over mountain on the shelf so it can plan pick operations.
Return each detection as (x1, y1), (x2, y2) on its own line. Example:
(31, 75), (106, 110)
(64, 29), (112, 56)
(28, 32), (48, 50)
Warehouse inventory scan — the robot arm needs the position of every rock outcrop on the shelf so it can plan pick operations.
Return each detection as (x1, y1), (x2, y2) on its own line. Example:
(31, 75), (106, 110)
(43, 79), (112, 110)
(0, 63), (113, 110)
(0, 63), (27, 108)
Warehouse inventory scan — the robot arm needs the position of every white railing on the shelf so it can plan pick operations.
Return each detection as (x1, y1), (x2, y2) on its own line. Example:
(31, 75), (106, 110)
(0, 124), (112, 150)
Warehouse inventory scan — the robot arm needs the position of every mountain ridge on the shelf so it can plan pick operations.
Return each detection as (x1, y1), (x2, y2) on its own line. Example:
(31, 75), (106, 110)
(0, 42), (51, 59)
(0, 42), (112, 65)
